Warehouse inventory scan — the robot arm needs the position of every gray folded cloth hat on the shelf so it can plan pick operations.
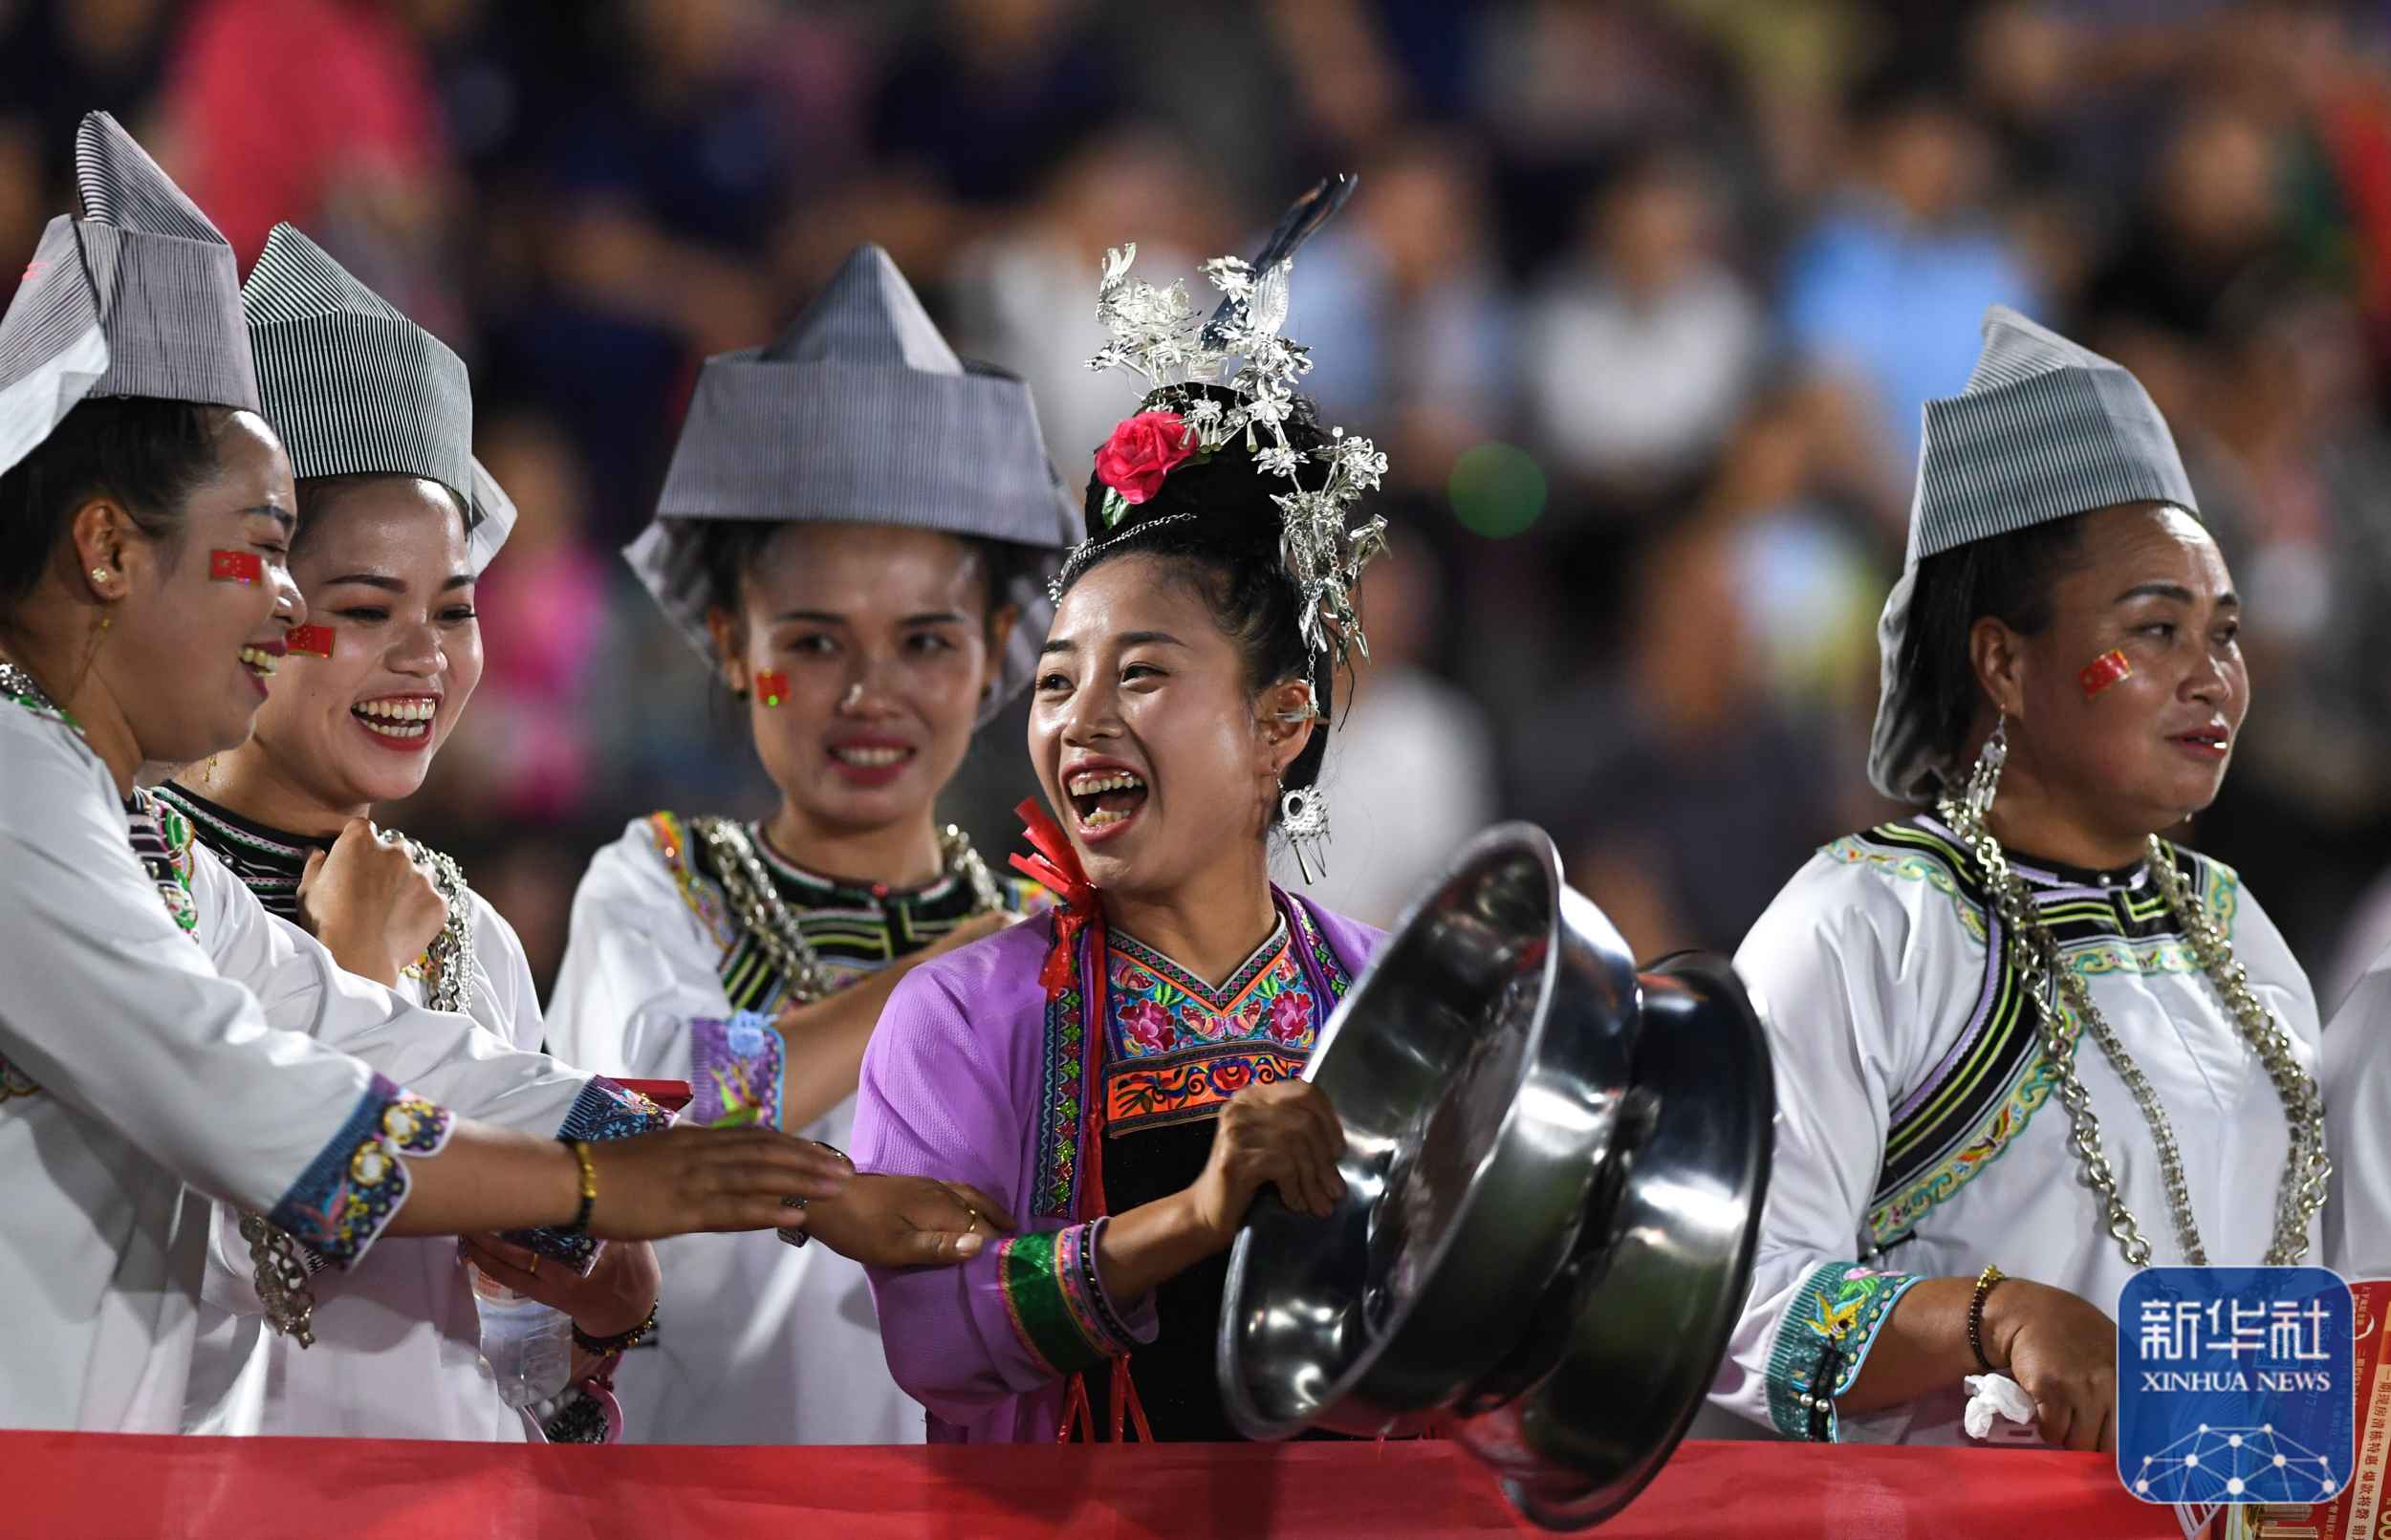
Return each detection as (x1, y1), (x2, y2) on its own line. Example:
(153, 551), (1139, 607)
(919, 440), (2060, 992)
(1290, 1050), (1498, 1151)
(0, 111), (260, 479)
(1868, 304), (2202, 802)
(625, 243), (1077, 722)
(242, 222), (513, 576)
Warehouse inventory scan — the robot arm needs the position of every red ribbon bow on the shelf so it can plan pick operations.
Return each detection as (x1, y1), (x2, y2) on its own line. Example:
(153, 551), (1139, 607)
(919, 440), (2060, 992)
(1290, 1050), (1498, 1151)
(1010, 798), (1097, 995)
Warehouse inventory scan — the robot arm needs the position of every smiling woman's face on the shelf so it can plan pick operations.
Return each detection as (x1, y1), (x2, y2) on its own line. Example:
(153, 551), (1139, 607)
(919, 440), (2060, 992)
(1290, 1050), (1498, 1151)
(1982, 502), (2249, 838)
(1028, 553), (1307, 901)
(240, 476), (482, 812)
(94, 408), (305, 768)
(708, 522), (1010, 840)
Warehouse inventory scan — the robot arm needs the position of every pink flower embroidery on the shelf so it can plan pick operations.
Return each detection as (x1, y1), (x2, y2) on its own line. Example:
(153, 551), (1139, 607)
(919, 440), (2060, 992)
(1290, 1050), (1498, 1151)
(1119, 999), (1175, 1053)
(1267, 992), (1312, 1046)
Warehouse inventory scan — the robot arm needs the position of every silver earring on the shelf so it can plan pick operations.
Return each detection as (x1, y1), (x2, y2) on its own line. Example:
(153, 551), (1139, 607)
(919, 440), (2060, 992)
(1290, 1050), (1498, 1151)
(1965, 717), (2009, 824)
(1279, 778), (1330, 883)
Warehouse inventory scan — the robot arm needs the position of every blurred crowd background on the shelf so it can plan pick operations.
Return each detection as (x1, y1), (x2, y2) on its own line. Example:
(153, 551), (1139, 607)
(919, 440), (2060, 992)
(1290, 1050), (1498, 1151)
(11, 0), (2391, 1007)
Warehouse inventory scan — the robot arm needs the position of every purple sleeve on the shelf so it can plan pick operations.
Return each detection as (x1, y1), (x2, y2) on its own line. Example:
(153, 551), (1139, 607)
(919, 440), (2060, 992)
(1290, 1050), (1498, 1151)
(852, 956), (1152, 1426)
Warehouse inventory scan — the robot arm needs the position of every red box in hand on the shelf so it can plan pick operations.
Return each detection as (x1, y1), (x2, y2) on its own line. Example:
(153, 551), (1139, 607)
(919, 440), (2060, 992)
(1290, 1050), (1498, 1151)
(614, 1078), (692, 1115)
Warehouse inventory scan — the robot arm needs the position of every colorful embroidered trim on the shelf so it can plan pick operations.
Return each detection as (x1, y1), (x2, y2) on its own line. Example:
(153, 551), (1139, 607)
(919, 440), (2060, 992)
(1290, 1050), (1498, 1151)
(1292, 898), (1356, 1000)
(502, 1077), (675, 1273)
(1105, 1051), (1310, 1133)
(1031, 941), (1088, 1220)
(270, 1074), (452, 1269)
(556, 1076), (673, 1144)
(688, 1011), (785, 1130)
(754, 669), (789, 707)
(284, 624), (335, 659)
(1030, 897), (1355, 1219)
(1850, 820), (2236, 1250)
(1101, 922), (1320, 1134)
(126, 790), (200, 937)
(998, 1222), (1132, 1377)
(704, 818), (1016, 1011)
(208, 549), (263, 584)
(2077, 648), (2132, 698)
(1765, 1262), (1921, 1441)
(645, 811), (736, 951)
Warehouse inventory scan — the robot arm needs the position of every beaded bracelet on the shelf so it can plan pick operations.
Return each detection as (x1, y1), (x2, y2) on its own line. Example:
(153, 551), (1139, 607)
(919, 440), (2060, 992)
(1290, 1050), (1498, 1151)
(1968, 1264), (2007, 1373)
(573, 1301), (659, 1357)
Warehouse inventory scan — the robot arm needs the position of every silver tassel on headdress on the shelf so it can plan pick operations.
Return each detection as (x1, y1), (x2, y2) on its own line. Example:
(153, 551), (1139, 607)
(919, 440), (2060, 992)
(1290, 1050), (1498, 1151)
(1078, 175), (1387, 672)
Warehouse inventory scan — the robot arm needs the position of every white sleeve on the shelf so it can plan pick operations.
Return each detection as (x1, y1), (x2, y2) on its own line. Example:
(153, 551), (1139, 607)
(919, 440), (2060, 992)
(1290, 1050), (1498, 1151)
(1711, 860), (1939, 1441)
(546, 817), (738, 1080)
(186, 841), (670, 1273)
(467, 891), (547, 1054)
(186, 844), (596, 1141)
(2327, 943), (2391, 1278)
(0, 721), (440, 1268)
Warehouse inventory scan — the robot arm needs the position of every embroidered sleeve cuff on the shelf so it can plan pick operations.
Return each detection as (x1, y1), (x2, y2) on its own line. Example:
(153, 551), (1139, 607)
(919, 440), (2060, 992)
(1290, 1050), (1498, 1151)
(997, 1219), (1150, 1378)
(1764, 1260), (1922, 1442)
(269, 1073), (453, 1269)
(502, 1078), (674, 1274)
(687, 1011), (785, 1131)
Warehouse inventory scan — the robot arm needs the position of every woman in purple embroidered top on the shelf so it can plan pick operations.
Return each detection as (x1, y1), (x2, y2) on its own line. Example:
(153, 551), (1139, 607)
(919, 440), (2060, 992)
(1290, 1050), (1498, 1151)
(853, 237), (1394, 1442)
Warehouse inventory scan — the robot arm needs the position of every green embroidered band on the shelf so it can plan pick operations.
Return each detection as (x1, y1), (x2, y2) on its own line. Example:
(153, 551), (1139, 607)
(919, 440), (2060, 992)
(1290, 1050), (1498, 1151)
(1765, 1261), (1921, 1441)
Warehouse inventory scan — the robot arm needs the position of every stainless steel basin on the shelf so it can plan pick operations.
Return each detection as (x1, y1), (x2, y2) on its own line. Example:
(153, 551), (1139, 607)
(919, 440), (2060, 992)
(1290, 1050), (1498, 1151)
(1217, 824), (1773, 1531)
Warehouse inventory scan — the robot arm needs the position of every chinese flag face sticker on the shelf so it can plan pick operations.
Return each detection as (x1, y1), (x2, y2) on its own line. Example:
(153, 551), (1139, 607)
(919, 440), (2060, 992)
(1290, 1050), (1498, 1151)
(2078, 649), (2132, 699)
(755, 670), (789, 708)
(208, 550), (264, 585)
(285, 624), (335, 659)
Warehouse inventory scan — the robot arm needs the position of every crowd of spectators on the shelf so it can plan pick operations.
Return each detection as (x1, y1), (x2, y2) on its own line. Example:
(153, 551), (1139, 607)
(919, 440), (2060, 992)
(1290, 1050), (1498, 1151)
(10, 0), (2391, 1002)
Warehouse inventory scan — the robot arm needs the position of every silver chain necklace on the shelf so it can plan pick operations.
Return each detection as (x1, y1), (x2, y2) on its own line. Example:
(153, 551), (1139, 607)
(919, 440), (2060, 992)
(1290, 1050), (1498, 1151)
(394, 835), (476, 1015)
(691, 817), (1005, 1007)
(1936, 794), (2329, 1267)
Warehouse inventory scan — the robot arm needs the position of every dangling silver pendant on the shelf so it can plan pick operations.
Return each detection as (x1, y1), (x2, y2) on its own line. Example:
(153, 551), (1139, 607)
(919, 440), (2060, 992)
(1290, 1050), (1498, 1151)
(1965, 718), (2010, 824)
(1280, 784), (1331, 884)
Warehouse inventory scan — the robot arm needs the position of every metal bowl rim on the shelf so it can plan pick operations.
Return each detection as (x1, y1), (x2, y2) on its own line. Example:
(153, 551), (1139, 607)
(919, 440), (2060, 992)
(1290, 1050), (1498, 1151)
(1222, 822), (1640, 1438)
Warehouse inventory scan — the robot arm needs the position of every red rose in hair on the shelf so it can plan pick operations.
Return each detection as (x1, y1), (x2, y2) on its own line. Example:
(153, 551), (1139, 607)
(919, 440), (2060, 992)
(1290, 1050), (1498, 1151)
(1095, 411), (1197, 506)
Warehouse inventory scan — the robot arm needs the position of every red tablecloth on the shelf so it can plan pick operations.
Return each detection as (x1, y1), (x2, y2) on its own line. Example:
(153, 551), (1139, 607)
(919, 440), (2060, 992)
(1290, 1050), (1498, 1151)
(2, 1433), (2185, 1539)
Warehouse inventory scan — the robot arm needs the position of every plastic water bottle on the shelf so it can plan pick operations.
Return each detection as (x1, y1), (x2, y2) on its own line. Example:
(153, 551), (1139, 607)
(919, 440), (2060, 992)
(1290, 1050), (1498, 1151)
(469, 1264), (573, 1408)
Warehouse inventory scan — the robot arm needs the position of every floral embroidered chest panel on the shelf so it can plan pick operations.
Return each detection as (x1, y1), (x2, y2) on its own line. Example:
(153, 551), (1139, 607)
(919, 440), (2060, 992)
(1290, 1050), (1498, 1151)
(1100, 920), (1320, 1137)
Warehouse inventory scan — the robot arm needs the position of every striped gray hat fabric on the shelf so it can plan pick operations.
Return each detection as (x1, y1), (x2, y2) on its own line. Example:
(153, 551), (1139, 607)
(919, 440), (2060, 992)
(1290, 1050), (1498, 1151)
(243, 223), (514, 576)
(627, 243), (1077, 722)
(0, 112), (259, 478)
(1868, 305), (2201, 802)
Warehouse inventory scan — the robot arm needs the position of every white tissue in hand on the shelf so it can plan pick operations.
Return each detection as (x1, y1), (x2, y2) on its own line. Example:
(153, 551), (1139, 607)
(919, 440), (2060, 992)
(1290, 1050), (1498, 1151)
(1962, 1373), (2035, 1439)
